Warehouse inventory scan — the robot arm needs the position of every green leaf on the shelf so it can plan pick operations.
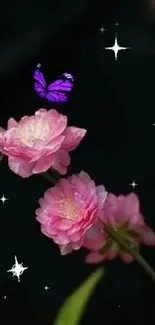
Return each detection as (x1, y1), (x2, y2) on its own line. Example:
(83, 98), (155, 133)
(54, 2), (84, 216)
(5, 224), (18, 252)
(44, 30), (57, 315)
(53, 268), (104, 325)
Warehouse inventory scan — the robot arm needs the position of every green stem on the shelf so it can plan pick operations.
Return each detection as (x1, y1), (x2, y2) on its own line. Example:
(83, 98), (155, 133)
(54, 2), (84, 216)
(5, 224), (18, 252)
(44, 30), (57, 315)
(104, 224), (155, 284)
(41, 172), (57, 184)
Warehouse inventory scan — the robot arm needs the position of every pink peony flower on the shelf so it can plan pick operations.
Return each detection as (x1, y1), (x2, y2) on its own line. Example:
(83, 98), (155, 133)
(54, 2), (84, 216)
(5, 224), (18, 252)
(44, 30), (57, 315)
(36, 171), (108, 255)
(0, 109), (86, 177)
(83, 193), (155, 264)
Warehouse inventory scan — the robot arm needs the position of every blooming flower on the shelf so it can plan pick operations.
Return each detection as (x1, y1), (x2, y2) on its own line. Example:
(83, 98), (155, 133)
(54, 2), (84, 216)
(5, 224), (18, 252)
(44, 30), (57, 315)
(83, 193), (155, 264)
(0, 109), (86, 177)
(36, 171), (108, 255)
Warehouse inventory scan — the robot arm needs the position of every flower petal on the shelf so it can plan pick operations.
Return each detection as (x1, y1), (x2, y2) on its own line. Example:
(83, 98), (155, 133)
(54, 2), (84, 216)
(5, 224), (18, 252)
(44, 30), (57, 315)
(120, 252), (134, 263)
(85, 251), (104, 264)
(60, 244), (73, 255)
(61, 126), (87, 151)
(105, 244), (119, 260)
(7, 118), (18, 129)
(83, 222), (106, 250)
(71, 237), (85, 249)
(51, 150), (70, 175)
(8, 156), (35, 178)
(96, 185), (108, 206)
(138, 225), (155, 245)
(83, 236), (105, 250)
(119, 193), (141, 222)
(33, 154), (55, 174)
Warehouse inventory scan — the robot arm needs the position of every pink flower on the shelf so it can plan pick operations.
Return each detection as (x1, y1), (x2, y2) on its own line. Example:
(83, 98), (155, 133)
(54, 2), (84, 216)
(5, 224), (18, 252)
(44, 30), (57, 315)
(36, 171), (108, 255)
(83, 193), (155, 264)
(0, 109), (86, 177)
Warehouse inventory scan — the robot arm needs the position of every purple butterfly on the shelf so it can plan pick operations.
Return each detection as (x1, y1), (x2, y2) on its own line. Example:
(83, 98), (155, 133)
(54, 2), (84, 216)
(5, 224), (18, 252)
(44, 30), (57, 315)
(33, 63), (74, 103)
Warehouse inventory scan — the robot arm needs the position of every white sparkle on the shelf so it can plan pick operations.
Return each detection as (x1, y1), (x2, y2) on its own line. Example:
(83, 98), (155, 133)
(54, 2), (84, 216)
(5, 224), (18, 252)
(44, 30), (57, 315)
(129, 180), (138, 189)
(105, 34), (130, 60)
(118, 305), (120, 308)
(99, 25), (106, 34)
(7, 256), (28, 283)
(0, 194), (8, 204)
(37, 63), (41, 68)
(115, 22), (119, 27)
(4, 295), (7, 299)
(152, 123), (155, 126)
(44, 285), (50, 291)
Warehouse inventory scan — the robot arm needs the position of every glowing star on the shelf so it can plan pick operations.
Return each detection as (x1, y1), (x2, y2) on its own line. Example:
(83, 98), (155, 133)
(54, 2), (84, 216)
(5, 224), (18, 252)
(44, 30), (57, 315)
(44, 285), (50, 291)
(7, 256), (28, 283)
(4, 295), (7, 299)
(99, 25), (106, 34)
(129, 181), (138, 189)
(105, 34), (130, 60)
(115, 22), (119, 27)
(37, 63), (41, 68)
(0, 194), (8, 204)
(152, 123), (155, 126)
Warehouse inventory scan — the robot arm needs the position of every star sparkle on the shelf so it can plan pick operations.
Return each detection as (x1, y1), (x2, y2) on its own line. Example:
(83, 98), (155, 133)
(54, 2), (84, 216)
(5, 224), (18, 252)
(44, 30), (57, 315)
(44, 285), (50, 291)
(0, 194), (8, 204)
(105, 34), (130, 60)
(99, 25), (106, 34)
(7, 256), (28, 283)
(129, 180), (138, 189)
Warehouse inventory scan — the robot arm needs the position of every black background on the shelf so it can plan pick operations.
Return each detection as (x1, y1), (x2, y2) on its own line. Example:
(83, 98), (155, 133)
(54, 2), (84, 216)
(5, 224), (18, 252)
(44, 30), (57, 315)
(1, 0), (155, 324)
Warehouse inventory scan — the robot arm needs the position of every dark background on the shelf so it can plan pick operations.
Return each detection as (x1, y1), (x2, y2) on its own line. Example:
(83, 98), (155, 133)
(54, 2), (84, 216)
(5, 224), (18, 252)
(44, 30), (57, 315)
(1, 0), (155, 324)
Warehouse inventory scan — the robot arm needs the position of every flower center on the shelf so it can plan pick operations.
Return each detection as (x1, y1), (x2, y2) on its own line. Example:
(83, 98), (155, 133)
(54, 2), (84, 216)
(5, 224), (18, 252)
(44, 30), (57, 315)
(17, 118), (50, 147)
(59, 198), (80, 221)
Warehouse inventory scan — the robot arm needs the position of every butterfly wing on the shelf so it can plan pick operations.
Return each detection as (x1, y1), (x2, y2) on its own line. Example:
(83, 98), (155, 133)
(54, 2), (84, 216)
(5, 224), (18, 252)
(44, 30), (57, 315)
(34, 68), (47, 98)
(46, 73), (74, 103)
(46, 92), (67, 103)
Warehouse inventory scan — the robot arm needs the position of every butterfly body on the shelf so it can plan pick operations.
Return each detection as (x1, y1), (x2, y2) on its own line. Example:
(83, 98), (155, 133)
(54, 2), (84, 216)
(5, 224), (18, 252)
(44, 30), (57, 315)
(34, 64), (74, 103)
